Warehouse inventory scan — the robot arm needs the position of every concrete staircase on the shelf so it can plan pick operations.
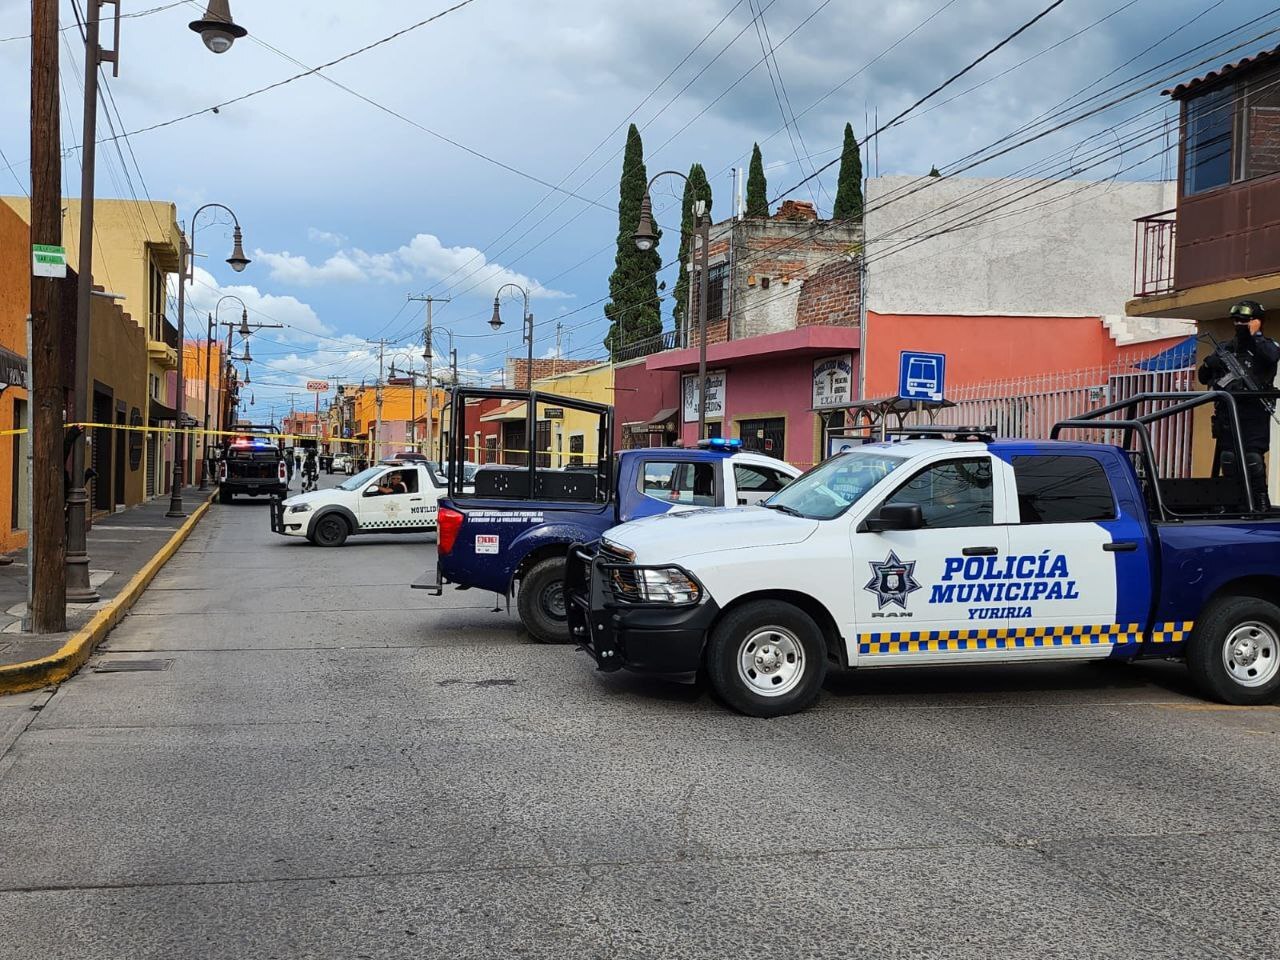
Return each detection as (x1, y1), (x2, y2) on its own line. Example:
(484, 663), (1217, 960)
(1102, 313), (1195, 346)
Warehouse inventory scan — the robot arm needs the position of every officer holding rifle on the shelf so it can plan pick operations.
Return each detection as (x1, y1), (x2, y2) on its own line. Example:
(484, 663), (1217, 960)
(1197, 300), (1280, 497)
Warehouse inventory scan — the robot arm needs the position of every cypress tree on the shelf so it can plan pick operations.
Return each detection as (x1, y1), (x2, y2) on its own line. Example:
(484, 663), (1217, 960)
(673, 163), (713, 334)
(745, 143), (769, 218)
(832, 122), (864, 222)
(603, 124), (663, 359)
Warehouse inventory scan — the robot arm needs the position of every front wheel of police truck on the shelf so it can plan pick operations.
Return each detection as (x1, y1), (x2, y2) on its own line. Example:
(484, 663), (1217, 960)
(705, 599), (828, 717)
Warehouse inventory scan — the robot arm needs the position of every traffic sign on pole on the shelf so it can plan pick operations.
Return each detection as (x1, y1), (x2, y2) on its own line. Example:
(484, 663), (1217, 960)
(898, 351), (946, 403)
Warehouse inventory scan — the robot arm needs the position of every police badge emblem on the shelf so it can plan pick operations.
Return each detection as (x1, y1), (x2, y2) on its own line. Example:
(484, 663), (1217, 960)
(864, 550), (922, 610)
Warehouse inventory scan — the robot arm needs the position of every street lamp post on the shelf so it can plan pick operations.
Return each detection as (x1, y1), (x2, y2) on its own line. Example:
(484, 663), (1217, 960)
(635, 171), (710, 441)
(65, 0), (248, 601)
(489, 284), (533, 388)
(168, 204), (250, 518)
(218, 316), (281, 434)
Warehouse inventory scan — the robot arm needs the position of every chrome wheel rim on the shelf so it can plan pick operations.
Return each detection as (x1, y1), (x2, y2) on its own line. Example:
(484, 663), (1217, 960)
(1223, 621), (1279, 688)
(737, 626), (805, 697)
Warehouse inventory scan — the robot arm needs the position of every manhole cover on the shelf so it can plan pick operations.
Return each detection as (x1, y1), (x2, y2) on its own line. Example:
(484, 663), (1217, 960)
(93, 659), (173, 673)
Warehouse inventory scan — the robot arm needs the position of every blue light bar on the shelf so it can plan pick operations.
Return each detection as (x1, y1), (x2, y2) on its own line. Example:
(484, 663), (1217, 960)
(696, 437), (743, 452)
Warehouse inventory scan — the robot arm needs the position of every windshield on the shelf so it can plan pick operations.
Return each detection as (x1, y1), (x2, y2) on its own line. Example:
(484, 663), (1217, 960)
(764, 450), (905, 520)
(338, 466), (384, 491)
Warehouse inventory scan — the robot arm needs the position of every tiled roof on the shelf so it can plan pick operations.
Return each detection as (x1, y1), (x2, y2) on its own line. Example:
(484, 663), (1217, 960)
(1164, 44), (1280, 99)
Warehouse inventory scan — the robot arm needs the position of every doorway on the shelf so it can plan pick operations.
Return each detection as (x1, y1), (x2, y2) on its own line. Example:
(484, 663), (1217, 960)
(93, 390), (112, 512)
(11, 398), (27, 531)
(115, 409), (126, 507)
(737, 417), (785, 457)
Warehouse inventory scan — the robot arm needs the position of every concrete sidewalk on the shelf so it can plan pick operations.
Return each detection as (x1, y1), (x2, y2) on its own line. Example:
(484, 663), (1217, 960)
(0, 492), (213, 672)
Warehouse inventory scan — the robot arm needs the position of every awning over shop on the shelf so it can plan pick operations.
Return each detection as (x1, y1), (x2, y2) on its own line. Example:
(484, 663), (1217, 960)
(646, 325), (860, 373)
(480, 400), (528, 422)
(1134, 335), (1196, 371)
(148, 400), (179, 423)
(645, 407), (679, 430)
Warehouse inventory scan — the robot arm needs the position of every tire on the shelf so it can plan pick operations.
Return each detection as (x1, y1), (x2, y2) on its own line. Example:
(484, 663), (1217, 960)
(218, 489), (232, 505)
(310, 513), (350, 548)
(705, 600), (827, 717)
(517, 556), (570, 644)
(1187, 595), (1280, 706)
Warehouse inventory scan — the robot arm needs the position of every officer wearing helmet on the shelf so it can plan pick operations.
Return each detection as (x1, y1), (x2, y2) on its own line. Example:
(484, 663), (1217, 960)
(1197, 300), (1280, 494)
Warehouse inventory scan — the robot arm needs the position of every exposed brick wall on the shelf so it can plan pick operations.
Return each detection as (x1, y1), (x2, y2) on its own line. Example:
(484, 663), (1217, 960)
(796, 259), (861, 327)
(1246, 106), (1280, 178)
(507, 357), (600, 390)
(774, 199), (818, 222)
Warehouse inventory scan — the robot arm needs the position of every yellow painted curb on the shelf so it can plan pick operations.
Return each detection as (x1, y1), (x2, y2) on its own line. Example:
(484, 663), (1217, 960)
(0, 495), (215, 696)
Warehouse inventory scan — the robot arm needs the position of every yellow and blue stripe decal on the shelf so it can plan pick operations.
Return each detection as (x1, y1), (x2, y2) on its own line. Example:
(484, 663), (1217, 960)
(1148, 620), (1194, 645)
(856, 622), (1192, 656)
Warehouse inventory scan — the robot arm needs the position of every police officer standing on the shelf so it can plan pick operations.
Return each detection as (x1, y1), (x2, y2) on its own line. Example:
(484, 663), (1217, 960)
(1198, 300), (1280, 497)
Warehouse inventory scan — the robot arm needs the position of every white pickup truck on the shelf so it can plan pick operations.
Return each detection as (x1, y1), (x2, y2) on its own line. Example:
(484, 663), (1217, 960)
(270, 459), (444, 546)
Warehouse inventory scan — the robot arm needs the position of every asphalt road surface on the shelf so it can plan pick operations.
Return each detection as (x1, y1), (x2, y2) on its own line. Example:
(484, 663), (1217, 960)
(1, 474), (1278, 959)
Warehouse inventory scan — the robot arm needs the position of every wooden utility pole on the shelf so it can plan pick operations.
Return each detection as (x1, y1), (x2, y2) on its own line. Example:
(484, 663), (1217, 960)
(29, 0), (67, 632)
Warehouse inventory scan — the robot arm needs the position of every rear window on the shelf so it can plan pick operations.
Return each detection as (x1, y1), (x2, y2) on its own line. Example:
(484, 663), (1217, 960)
(1013, 455), (1115, 524)
(640, 461), (717, 506)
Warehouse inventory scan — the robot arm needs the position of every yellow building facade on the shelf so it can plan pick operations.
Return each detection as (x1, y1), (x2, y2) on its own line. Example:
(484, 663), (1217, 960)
(351, 383), (447, 459)
(3, 196), (184, 498)
(531, 361), (614, 467)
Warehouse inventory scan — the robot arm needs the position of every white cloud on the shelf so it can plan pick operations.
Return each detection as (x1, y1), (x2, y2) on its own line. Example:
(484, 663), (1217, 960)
(397, 234), (571, 300)
(252, 248), (411, 286)
(307, 227), (347, 247)
(177, 266), (335, 343)
(252, 232), (571, 299)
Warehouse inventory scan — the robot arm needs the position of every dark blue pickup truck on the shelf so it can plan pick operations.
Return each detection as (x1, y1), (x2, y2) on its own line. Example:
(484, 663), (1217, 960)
(415, 388), (800, 642)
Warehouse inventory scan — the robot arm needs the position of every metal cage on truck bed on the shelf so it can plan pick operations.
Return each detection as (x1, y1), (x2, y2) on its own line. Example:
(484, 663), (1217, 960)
(1050, 389), (1277, 521)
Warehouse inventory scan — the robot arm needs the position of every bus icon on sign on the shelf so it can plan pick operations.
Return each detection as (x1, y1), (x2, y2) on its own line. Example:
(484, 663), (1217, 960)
(898, 351), (945, 403)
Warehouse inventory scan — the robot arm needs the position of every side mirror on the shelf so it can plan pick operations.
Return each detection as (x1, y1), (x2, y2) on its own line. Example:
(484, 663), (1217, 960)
(364, 484), (380, 496)
(864, 502), (923, 532)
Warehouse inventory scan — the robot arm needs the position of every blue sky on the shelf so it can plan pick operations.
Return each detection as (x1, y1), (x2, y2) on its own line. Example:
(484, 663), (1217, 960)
(0, 0), (1272, 417)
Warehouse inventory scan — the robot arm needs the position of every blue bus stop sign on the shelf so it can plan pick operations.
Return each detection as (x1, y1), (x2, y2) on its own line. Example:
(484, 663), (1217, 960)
(898, 351), (946, 403)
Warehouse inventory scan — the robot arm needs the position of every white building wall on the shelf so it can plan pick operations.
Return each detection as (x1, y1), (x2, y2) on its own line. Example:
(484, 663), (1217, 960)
(864, 175), (1179, 318)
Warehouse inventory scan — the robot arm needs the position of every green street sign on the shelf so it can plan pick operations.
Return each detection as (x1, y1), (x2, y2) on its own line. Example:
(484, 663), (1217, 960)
(32, 244), (67, 279)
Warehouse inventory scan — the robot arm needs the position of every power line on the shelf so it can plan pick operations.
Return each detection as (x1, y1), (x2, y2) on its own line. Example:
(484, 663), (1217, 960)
(109, 0), (621, 213)
(0, 0), (186, 43)
(773, 0), (1070, 201)
(408, 0), (835, 332)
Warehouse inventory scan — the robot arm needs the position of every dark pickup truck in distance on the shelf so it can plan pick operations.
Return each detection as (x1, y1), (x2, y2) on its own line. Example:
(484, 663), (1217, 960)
(215, 427), (289, 504)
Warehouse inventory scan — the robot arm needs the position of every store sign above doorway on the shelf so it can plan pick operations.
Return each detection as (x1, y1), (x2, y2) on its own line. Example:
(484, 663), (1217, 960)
(812, 354), (853, 409)
(32, 244), (67, 278)
(681, 369), (727, 422)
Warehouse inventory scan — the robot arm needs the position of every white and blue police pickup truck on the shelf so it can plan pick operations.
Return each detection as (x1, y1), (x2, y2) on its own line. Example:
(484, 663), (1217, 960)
(568, 403), (1280, 717)
(270, 458), (444, 547)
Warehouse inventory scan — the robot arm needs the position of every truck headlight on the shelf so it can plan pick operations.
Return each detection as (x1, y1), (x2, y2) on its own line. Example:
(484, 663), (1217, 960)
(611, 566), (700, 604)
(289, 502), (312, 514)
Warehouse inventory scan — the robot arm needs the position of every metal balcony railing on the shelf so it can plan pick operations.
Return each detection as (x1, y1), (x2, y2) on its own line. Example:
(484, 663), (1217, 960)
(1134, 210), (1176, 298)
(613, 329), (682, 362)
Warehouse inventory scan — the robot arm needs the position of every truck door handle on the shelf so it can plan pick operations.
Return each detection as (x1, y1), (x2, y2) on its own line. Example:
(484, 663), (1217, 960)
(410, 497), (424, 502)
(1103, 541), (1138, 552)
(962, 546), (999, 556)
